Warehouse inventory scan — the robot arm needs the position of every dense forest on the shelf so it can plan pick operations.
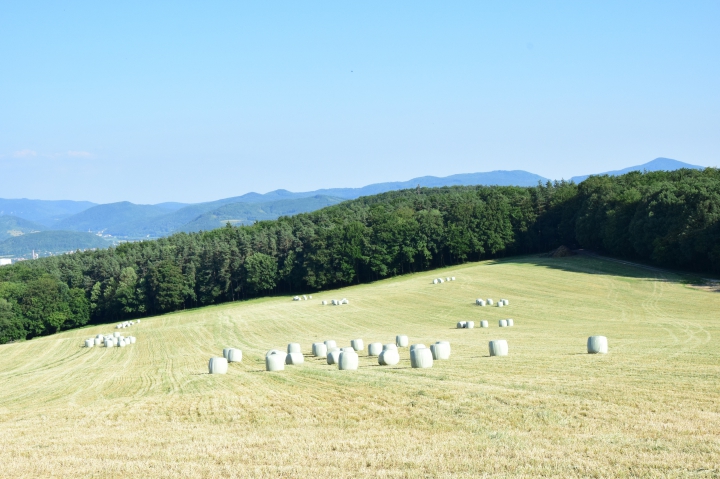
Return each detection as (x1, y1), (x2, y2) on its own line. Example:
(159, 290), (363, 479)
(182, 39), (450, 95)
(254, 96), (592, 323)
(1, 168), (718, 343)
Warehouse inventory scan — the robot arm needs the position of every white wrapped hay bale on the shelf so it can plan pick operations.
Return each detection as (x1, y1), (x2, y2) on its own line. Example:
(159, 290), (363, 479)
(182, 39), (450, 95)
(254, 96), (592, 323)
(293, 296), (300, 301)
(312, 342), (327, 357)
(367, 342), (383, 356)
(287, 343), (302, 354)
(451, 277), (456, 281)
(487, 299), (493, 306)
(430, 342), (451, 360)
(499, 320), (507, 327)
(118, 339), (126, 348)
(507, 319), (514, 327)
(94, 337), (102, 346)
(324, 340), (337, 350)
(129, 336), (136, 344)
(480, 320), (489, 328)
(351, 339), (364, 351)
(342, 347), (354, 353)
(410, 347), (433, 368)
(84, 339), (94, 348)
(223, 348), (232, 359)
(489, 339), (508, 357)
(433, 279), (438, 284)
(286, 352), (304, 365)
(104, 339), (114, 348)
(265, 351), (286, 371)
(383, 343), (397, 351)
(396, 335), (409, 347)
(322, 300), (327, 305)
(587, 336), (608, 354)
(466, 321), (475, 329)
(502, 299), (509, 306)
(113, 332), (120, 338)
(112, 337), (119, 346)
(228, 349), (243, 363)
(137, 320), (141, 323)
(341, 298), (348, 304)
(476, 299), (486, 306)
(378, 349), (400, 366)
(326, 349), (341, 365)
(438, 278), (444, 283)
(303, 295), (307, 300)
(446, 277), (450, 281)
(457, 321), (467, 329)
(497, 302), (504, 308)
(308, 295), (312, 299)
(208, 357), (228, 374)
(410, 344), (426, 351)
(331, 299), (337, 305)
(338, 350), (359, 370)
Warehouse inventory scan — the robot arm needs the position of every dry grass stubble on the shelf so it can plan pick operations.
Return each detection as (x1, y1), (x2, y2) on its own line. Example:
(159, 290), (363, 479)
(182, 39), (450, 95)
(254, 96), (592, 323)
(0, 255), (718, 477)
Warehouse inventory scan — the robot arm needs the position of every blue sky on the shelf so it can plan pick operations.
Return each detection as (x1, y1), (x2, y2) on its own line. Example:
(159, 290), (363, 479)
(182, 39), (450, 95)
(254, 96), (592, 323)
(1, 1), (718, 204)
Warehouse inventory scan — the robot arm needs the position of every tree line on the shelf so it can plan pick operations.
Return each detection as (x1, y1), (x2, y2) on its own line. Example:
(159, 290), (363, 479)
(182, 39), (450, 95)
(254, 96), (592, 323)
(1, 168), (718, 343)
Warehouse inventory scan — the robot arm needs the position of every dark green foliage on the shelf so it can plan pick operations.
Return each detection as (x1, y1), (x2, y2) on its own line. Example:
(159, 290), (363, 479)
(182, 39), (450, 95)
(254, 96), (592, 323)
(0, 168), (718, 343)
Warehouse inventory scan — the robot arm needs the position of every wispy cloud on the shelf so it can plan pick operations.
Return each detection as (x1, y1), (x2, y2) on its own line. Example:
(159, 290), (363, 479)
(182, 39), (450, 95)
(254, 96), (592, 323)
(13, 149), (37, 158)
(67, 150), (93, 158)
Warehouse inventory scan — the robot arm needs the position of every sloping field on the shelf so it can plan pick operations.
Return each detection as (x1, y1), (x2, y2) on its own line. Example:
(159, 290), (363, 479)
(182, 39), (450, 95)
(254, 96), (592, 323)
(0, 256), (718, 478)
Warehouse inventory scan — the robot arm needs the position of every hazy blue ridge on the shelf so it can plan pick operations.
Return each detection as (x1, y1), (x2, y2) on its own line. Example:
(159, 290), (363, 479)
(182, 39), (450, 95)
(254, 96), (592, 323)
(0, 198), (96, 226)
(0, 215), (48, 242)
(225, 170), (550, 204)
(153, 202), (191, 211)
(570, 158), (704, 183)
(52, 201), (172, 233)
(179, 195), (346, 233)
(0, 231), (111, 257)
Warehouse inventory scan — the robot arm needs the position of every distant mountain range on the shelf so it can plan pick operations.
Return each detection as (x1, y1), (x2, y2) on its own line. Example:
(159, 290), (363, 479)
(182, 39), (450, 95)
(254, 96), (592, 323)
(0, 158), (709, 259)
(569, 158), (703, 183)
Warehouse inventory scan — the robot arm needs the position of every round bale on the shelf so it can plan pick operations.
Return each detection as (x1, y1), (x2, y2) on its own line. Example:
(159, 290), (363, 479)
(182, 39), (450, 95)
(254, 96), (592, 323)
(367, 342), (383, 356)
(228, 349), (243, 363)
(396, 335), (409, 347)
(324, 340), (337, 350)
(118, 339), (126, 348)
(451, 277), (456, 281)
(84, 339), (94, 348)
(104, 339), (114, 348)
(507, 319), (514, 327)
(480, 320), (489, 328)
(222, 348), (232, 359)
(499, 320), (507, 327)
(286, 352), (304, 365)
(129, 336), (136, 344)
(487, 299), (493, 306)
(351, 338), (364, 351)
(430, 342), (451, 360)
(312, 342), (327, 357)
(338, 350), (359, 370)
(410, 344), (426, 351)
(266, 351), (286, 371)
(410, 348), (433, 368)
(457, 321), (466, 329)
(587, 336), (608, 354)
(326, 349), (341, 365)
(208, 357), (228, 374)
(489, 339), (509, 357)
(466, 321), (475, 329)
(287, 343), (302, 354)
(94, 337), (102, 346)
(433, 279), (438, 284)
(322, 300), (327, 305)
(378, 349), (400, 366)
(383, 343), (397, 351)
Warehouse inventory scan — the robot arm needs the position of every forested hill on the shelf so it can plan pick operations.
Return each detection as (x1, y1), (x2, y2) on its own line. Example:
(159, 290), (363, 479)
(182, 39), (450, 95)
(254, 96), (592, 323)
(1, 167), (718, 343)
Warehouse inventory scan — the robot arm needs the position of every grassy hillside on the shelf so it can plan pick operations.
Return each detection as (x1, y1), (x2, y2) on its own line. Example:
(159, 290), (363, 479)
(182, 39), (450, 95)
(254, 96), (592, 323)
(180, 195), (346, 232)
(0, 255), (717, 477)
(0, 230), (111, 257)
(0, 215), (46, 241)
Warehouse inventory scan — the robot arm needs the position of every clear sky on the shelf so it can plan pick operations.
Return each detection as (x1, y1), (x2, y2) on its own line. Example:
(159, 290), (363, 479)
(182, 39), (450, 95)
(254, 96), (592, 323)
(1, 1), (718, 204)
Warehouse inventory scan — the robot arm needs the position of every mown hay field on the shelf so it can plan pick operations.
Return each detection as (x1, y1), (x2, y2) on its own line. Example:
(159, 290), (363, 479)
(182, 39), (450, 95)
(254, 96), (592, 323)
(0, 256), (718, 478)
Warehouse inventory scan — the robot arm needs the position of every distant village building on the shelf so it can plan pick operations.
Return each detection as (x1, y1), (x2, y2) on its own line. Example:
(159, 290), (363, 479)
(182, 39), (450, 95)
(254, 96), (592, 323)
(0, 258), (12, 266)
